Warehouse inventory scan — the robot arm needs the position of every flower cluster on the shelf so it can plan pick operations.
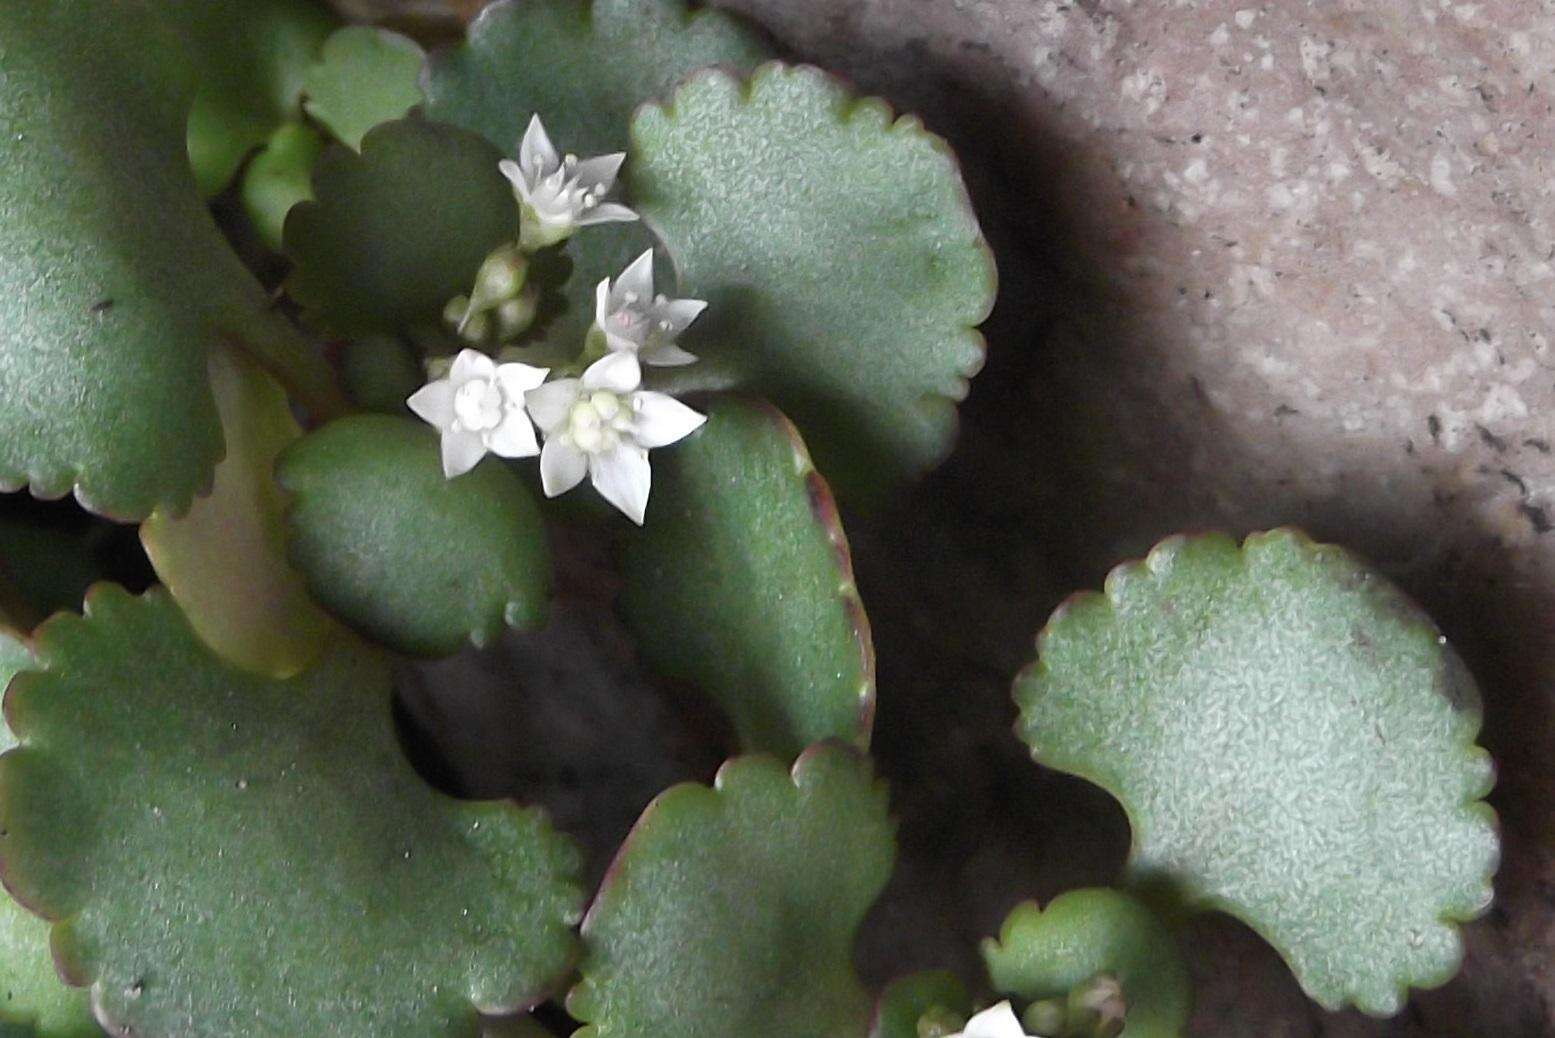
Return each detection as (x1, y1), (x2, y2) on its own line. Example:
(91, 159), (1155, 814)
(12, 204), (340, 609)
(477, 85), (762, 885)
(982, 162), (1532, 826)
(409, 115), (708, 525)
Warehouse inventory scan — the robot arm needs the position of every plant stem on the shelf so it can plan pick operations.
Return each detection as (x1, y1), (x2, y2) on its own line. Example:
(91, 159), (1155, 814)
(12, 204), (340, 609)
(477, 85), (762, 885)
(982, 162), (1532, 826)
(224, 320), (353, 425)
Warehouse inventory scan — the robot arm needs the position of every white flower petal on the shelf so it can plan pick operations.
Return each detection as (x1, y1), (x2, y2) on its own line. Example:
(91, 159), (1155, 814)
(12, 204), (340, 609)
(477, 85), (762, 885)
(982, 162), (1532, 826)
(640, 341), (700, 367)
(494, 361), (550, 397)
(441, 428), (487, 479)
(497, 158), (532, 204)
(631, 392), (706, 448)
(519, 114), (558, 175)
(656, 297), (708, 333)
(603, 331), (645, 355)
(575, 202), (638, 226)
(571, 152), (625, 192)
(539, 437), (588, 497)
(524, 378), (581, 433)
(581, 350), (641, 393)
(406, 379), (455, 428)
(594, 277), (613, 330)
(958, 1001), (1029, 1038)
(484, 412), (540, 459)
(615, 249), (655, 303)
(589, 442), (651, 525)
(449, 348), (496, 386)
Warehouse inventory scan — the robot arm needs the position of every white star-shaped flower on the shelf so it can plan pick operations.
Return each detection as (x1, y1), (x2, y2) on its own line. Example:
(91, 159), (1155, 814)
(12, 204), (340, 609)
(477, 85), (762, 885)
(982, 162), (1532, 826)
(407, 349), (549, 478)
(499, 115), (637, 250)
(951, 1002), (1033, 1038)
(524, 352), (706, 525)
(594, 249), (707, 367)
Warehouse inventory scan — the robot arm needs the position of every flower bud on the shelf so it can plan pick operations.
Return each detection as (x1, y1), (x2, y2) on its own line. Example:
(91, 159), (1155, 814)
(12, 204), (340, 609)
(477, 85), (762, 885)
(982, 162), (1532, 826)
(461, 243), (529, 332)
(460, 310), (492, 346)
(914, 1005), (965, 1038)
(1066, 973), (1125, 1038)
(475, 243), (527, 301)
(494, 284), (541, 343)
(442, 294), (471, 328)
(1021, 999), (1066, 1036)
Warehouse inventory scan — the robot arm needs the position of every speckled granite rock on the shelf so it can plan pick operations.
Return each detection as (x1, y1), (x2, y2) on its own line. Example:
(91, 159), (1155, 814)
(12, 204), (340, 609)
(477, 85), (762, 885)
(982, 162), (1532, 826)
(359, 1), (1555, 1033)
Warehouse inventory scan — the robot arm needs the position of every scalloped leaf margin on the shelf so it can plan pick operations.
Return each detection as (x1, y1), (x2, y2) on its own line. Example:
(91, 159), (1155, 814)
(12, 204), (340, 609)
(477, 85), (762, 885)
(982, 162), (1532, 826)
(0, 2), (340, 520)
(627, 62), (996, 502)
(1013, 529), (1499, 1016)
(981, 890), (1190, 1038)
(421, 0), (772, 158)
(568, 743), (895, 1038)
(0, 584), (582, 1037)
(0, 629), (97, 1038)
(283, 118), (518, 337)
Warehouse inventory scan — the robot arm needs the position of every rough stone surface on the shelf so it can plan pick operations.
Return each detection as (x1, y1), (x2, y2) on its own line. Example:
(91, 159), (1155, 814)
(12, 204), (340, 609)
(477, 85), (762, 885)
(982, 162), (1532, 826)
(365, 1), (1555, 1033)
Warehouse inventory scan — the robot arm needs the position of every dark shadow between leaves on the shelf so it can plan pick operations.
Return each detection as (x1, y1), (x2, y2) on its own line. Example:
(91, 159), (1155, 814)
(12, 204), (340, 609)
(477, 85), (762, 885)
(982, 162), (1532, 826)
(391, 523), (735, 894)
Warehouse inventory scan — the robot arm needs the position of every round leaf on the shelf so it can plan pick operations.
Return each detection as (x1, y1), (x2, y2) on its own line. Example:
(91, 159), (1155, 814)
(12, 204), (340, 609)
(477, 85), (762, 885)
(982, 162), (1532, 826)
(422, 0), (771, 158)
(568, 744), (895, 1038)
(284, 119), (518, 336)
(0, 4), (335, 519)
(620, 398), (873, 759)
(0, 585), (582, 1037)
(339, 336), (428, 414)
(182, 0), (337, 196)
(239, 121), (326, 252)
(1013, 529), (1499, 1016)
(302, 27), (427, 151)
(627, 64), (996, 501)
(0, 631), (97, 1038)
(980, 891), (1190, 1038)
(276, 414), (550, 657)
(140, 347), (337, 677)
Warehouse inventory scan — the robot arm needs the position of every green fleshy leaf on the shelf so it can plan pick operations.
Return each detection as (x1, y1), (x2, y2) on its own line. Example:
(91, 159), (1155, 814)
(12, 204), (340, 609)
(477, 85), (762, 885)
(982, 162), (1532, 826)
(339, 336), (427, 414)
(620, 398), (873, 759)
(0, 866), (96, 1038)
(183, 0), (337, 196)
(302, 27), (426, 151)
(0, 585), (581, 1037)
(240, 121), (326, 252)
(1013, 529), (1499, 1016)
(140, 348), (337, 678)
(627, 64), (995, 502)
(422, 0), (771, 158)
(569, 745), (895, 1037)
(981, 891), (1189, 1038)
(276, 414), (550, 657)
(0, 631), (98, 1038)
(284, 118), (518, 336)
(0, 4), (340, 520)
(870, 972), (970, 1038)
(187, 92), (270, 200)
